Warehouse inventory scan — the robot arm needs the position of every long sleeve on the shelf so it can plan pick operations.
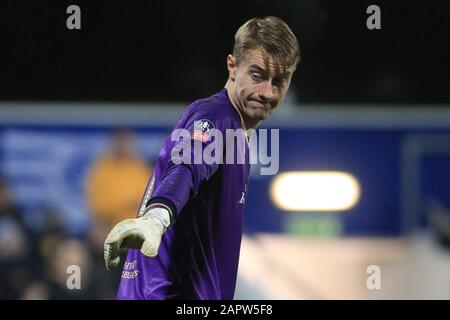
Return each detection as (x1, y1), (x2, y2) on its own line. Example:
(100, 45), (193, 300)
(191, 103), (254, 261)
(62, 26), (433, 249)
(146, 100), (230, 220)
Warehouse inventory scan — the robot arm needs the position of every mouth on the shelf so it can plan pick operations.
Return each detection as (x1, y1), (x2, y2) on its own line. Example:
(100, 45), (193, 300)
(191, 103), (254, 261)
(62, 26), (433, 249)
(248, 99), (268, 110)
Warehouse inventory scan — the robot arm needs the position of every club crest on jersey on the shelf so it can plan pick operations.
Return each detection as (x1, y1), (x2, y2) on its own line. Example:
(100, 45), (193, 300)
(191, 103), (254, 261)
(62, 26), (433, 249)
(192, 119), (215, 142)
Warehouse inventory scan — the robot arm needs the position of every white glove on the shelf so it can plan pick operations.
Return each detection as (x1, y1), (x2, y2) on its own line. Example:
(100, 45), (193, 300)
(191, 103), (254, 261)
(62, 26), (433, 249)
(104, 208), (170, 270)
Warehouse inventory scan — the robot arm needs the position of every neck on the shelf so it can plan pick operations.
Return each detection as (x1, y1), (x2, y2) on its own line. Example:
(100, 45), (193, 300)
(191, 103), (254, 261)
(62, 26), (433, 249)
(224, 79), (261, 130)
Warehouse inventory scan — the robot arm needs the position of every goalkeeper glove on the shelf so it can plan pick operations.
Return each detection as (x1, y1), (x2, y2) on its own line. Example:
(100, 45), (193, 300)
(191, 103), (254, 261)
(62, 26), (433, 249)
(104, 207), (170, 270)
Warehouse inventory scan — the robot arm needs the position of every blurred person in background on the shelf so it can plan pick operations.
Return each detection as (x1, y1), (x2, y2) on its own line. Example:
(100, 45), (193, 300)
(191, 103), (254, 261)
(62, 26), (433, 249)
(104, 16), (300, 300)
(0, 175), (119, 299)
(0, 178), (40, 299)
(43, 238), (96, 299)
(21, 281), (50, 300)
(85, 128), (152, 228)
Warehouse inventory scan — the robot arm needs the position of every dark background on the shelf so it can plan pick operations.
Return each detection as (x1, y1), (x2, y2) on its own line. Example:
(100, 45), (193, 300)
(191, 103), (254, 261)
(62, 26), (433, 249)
(1, 0), (449, 104)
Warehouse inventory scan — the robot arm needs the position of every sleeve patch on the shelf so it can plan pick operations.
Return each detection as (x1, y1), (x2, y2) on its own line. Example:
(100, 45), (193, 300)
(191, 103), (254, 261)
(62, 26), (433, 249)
(192, 119), (215, 142)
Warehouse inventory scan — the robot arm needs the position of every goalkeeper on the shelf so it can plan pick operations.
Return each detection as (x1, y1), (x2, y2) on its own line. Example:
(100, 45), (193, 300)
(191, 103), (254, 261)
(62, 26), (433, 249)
(104, 16), (300, 300)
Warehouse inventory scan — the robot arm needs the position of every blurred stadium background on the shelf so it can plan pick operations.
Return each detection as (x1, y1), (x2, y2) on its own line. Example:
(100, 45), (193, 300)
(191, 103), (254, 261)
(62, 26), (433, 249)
(0, 0), (449, 299)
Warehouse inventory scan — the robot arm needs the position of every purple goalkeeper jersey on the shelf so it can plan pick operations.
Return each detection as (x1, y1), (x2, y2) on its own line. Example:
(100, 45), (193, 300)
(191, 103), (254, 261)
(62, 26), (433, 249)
(116, 88), (250, 300)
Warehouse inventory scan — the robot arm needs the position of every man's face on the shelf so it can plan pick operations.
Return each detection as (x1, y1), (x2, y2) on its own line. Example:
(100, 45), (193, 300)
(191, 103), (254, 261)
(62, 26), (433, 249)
(227, 48), (295, 125)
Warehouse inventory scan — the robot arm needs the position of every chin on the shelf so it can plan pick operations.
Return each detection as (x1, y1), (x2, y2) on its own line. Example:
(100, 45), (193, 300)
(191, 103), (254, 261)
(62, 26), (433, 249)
(254, 107), (269, 116)
(252, 112), (268, 121)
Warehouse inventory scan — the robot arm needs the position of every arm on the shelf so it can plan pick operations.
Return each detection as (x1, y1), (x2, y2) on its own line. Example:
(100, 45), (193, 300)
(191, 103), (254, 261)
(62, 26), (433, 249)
(104, 103), (227, 269)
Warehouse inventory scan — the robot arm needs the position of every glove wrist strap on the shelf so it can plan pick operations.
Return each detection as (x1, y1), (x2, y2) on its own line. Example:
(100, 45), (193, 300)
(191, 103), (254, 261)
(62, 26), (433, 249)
(143, 207), (171, 231)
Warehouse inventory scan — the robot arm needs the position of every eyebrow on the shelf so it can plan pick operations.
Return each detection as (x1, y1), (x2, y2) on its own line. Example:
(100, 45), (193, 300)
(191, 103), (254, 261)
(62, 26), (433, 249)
(249, 65), (267, 73)
(249, 65), (291, 78)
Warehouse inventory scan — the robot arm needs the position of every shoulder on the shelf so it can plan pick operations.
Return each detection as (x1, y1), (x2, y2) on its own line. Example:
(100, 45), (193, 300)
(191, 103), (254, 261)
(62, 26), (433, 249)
(179, 90), (240, 130)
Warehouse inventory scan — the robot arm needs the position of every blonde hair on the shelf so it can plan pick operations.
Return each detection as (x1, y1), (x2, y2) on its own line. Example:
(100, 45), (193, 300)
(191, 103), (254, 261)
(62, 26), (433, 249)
(233, 16), (300, 68)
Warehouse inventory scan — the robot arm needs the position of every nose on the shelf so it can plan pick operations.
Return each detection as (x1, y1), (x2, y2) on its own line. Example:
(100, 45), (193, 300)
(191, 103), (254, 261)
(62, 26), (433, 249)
(258, 81), (275, 102)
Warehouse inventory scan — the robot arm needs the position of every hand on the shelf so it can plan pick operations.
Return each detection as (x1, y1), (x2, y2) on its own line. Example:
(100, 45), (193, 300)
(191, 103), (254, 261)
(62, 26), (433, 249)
(104, 214), (167, 270)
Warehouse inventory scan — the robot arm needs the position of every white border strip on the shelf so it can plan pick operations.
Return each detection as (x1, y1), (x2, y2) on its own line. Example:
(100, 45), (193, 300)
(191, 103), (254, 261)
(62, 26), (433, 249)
(1, 102), (450, 128)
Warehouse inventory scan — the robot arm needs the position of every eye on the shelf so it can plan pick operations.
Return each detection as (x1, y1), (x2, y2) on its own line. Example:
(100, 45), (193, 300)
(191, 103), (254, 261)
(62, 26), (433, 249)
(250, 73), (263, 81)
(273, 78), (286, 87)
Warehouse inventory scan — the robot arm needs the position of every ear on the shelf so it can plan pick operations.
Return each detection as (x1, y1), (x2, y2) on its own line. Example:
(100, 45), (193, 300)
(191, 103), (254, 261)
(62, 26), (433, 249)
(226, 54), (236, 81)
